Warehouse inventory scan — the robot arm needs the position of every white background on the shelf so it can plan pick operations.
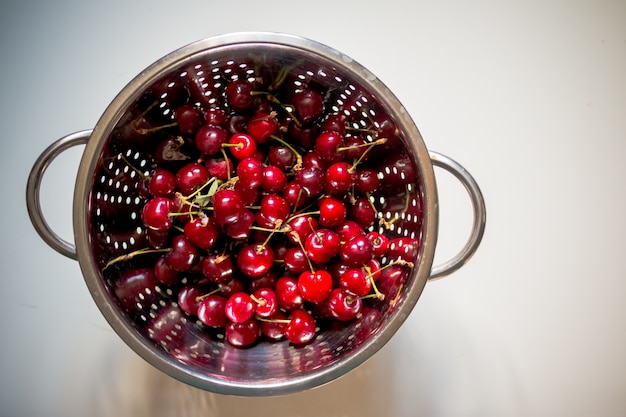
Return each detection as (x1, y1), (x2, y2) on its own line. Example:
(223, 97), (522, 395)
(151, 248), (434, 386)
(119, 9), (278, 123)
(1, 1), (625, 416)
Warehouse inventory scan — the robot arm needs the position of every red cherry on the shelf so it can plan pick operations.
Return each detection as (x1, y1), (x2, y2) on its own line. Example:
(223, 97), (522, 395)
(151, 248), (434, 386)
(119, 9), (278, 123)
(297, 270), (333, 303)
(355, 168), (380, 194)
(366, 232), (390, 258)
(350, 197), (377, 229)
(227, 133), (257, 160)
(141, 197), (173, 232)
(237, 157), (263, 190)
(283, 247), (309, 274)
(304, 229), (341, 263)
(325, 161), (354, 194)
(268, 146), (295, 170)
(315, 131), (344, 164)
(236, 244), (274, 278)
(174, 104), (204, 136)
(339, 268), (371, 297)
(195, 124), (229, 156)
(335, 220), (365, 243)
(225, 79), (255, 112)
(176, 162), (210, 195)
(293, 88), (324, 124)
(259, 310), (287, 341)
(177, 285), (203, 316)
(256, 193), (290, 229)
(165, 235), (199, 272)
(212, 189), (245, 225)
(246, 111), (279, 144)
(251, 288), (278, 318)
(183, 216), (218, 249)
(284, 309), (316, 345)
(225, 292), (256, 323)
(201, 254), (234, 284)
(154, 255), (179, 285)
(225, 318), (259, 347)
(261, 165), (288, 193)
(286, 214), (318, 245)
(318, 196), (347, 228)
(327, 288), (362, 322)
(223, 208), (255, 241)
(148, 167), (177, 197)
(340, 235), (374, 267)
(197, 294), (228, 328)
(275, 276), (304, 311)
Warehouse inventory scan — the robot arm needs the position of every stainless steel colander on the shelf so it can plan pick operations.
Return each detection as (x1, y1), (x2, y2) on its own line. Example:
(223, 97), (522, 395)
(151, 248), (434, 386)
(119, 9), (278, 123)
(26, 32), (486, 396)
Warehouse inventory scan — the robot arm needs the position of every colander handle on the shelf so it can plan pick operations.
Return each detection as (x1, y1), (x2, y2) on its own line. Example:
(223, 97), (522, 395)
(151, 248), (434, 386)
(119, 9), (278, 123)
(428, 151), (486, 280)
(26, 130), (92, 260)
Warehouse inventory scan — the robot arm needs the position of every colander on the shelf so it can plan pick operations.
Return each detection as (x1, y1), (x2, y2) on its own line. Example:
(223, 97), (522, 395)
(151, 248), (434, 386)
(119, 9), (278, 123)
(26, 32), (486, 396)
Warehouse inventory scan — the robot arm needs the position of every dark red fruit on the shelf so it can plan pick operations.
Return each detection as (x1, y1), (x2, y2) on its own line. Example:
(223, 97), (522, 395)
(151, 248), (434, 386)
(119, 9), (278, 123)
(327, 288), (362, 322)
(236, 244), (274, 278)
(318, 197), (347, 228)
(165, 235), (199, 272)
(177, 285), (203, 316)
(174, 104), (204, 136)
(212, 189), (245, 225)
(297, 270), (333, 303)
(148, 167), (177, 197)
(195, 124), (229, 156)
(141, 197), (173, 232)
(275, 276), (304, 311)
(251, 288), (278, 318)
(225, 318), (259, 347)
(315, 131), (344, 164)
(197, 294), (228, 328)
(227, 133), (257, 160)
(284, 309), (316, 345)
(293, 88), (324, 124)
(176, 162), (210, 195)
(304, 229), (341, 263)
(246, 112), (279, 144)
(340, 235), (374, 267)
(225, 292), (256, 323)
(226, 79), (255, 112)
(201, 254), (234, 284)
(183, 216), (218, 249)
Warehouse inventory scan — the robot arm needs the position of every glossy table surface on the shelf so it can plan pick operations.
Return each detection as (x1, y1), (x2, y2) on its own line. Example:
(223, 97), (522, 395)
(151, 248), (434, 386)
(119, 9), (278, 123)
(1, 1), (625, 416)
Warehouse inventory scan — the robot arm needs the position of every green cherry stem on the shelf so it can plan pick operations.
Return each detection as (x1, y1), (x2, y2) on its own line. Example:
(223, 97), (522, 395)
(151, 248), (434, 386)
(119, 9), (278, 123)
(103, 247), (171, 271)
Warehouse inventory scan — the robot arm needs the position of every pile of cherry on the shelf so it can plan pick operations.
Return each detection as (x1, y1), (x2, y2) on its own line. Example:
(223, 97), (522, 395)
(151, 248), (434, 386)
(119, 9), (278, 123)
(106, 66), (420, 348)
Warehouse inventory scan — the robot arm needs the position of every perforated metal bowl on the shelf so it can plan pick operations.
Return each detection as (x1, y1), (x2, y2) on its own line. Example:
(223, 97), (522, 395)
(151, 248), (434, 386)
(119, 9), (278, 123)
(26, 32), (485, 396)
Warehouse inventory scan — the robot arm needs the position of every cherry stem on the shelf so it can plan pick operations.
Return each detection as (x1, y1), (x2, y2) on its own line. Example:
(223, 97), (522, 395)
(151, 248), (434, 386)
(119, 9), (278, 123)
(380, 258), (415, 271)
(195, 286), (224, 302)
(219, 148), (232, 181)
(103, 247), (171, 271)
(290, 230), (315, 273)
(222, 142), (244, 150)
(257, 317), (291, 324)
(134, 121), (178, 135)
(364, 265), (385, 300)
(269, 134), (303, 170)
(250, 294), (266, 306)
(257, 220), (284, 254)
(378, 185), (410, 229)
(343, 138), (388, 172)
(389, 283), (404, 308)
(251, 92), (302, 127)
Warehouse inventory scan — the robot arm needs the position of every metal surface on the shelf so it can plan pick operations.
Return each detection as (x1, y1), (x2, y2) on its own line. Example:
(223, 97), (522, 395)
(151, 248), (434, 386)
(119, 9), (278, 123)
(26, 32), (485, 396)
(26, 130), (91, 260)
(428, 151), (486, 280)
